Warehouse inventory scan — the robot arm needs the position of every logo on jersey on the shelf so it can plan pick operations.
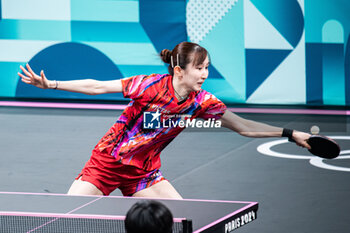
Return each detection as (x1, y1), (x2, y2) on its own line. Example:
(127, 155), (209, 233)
(143, 110), (161, 129)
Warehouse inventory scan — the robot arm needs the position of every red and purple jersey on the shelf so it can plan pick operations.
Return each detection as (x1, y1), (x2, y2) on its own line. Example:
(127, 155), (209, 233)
(95, 74), (227, 171)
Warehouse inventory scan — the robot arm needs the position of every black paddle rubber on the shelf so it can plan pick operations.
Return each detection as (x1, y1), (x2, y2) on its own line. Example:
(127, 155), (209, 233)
(307, 135), (340, 159)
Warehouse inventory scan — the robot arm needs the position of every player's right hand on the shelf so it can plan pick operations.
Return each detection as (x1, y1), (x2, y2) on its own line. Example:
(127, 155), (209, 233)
(18, 64), (50, 89)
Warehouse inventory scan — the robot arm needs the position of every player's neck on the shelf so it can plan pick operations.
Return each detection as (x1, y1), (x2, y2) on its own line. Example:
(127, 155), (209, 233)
(172, 75), (190, 100)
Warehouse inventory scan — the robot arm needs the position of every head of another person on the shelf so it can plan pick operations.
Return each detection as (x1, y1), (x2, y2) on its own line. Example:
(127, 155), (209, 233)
(125, 200), (173, 233)
(160, 42), (210, 92)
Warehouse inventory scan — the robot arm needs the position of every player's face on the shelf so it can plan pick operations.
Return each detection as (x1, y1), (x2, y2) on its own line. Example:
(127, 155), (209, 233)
(183, 56), (209, 92)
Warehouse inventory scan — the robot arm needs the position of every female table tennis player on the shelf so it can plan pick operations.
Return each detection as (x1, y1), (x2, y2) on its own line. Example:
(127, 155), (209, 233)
(18, 42), (311, 198)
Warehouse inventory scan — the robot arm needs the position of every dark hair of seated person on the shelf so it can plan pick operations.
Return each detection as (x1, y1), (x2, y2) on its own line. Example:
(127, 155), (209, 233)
(125, 200), (173, 233)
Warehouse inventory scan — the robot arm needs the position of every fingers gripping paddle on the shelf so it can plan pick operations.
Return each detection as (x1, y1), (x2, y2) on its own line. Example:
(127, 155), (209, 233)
(307, 135), (340, 159)
(283, 128), (340, 159)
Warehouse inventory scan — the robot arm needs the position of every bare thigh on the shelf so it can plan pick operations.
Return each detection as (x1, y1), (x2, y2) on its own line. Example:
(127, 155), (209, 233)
(67, 177), (103, 196)
(132, 180), (182, 199)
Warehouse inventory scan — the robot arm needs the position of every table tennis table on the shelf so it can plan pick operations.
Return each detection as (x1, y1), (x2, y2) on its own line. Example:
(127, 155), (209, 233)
(0, 192), (258, 233)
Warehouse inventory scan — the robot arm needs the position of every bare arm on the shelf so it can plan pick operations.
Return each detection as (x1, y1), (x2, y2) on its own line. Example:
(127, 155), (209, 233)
(18, 64), (122, 95)
(220, 110), (311, 149)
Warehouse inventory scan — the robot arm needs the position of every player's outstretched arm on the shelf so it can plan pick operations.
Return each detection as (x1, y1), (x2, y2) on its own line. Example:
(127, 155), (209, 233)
(220, 110), (311, 149)
(18, 64), (122, 95)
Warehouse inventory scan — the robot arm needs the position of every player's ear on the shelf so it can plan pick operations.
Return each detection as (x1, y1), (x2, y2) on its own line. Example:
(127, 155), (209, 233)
(173, 65), (183, 77)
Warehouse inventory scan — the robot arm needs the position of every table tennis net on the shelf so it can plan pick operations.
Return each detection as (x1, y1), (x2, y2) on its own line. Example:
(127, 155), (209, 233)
(0, 213), (187, 233)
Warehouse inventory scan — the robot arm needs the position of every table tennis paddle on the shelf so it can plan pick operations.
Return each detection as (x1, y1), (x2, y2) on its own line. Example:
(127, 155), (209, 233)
(288, 134), (340, 159)
(306, 135), (340, 159)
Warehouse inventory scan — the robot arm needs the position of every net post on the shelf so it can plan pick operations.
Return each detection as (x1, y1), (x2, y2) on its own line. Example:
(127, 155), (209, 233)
(182, 219), (193, 233)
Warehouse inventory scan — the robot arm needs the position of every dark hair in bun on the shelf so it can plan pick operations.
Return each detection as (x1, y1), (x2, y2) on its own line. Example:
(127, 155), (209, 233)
(160, 49), (172, 64)
(160, 42), (209, 76)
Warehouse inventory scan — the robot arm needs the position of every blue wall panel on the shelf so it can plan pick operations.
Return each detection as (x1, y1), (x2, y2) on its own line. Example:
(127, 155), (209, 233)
(139, 0), (187, 53)
(245, 49), (291, 99)
(345, 34), (350, 106)
(306, 43), (323, 105)
(0, 0), (350, 106)
(16, 42), (124, 100)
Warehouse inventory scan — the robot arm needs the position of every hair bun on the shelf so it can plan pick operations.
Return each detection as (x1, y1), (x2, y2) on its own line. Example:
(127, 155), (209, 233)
(160, 49), (172, 64)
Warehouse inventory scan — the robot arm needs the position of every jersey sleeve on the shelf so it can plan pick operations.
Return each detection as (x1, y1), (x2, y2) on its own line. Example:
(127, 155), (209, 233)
(198, 92), (227, 120)
(121, 75), (147, 99)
